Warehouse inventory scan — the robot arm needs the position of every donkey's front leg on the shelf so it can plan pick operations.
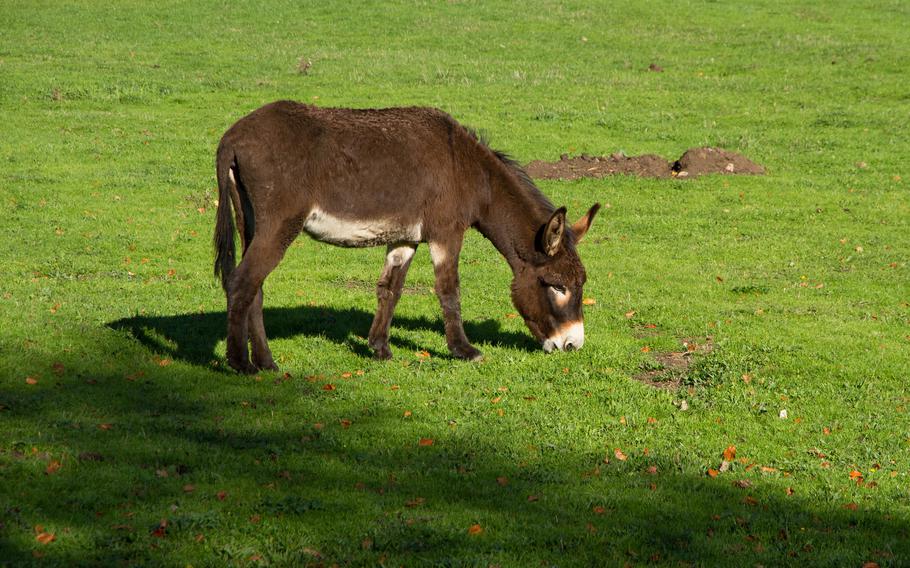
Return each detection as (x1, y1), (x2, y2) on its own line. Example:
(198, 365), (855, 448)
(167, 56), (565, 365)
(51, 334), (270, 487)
(368, 244), (417, 360)
(428, 238), (482, 362)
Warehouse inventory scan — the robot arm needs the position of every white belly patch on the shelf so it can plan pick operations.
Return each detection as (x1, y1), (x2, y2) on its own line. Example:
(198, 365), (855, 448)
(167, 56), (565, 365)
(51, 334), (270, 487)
(302, 207), (421, 248)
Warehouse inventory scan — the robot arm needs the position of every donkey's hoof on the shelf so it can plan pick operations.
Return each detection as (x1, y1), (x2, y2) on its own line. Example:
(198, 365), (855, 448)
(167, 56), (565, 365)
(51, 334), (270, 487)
(453, 345), (483, 362)
(373, 348), (393, 361)
(253, 357), (279, 372)
(229, 359), (259, 375)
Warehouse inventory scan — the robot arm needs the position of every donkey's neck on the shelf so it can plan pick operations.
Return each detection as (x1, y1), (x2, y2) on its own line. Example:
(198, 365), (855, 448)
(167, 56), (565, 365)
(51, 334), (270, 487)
(474, 164), (553, 274)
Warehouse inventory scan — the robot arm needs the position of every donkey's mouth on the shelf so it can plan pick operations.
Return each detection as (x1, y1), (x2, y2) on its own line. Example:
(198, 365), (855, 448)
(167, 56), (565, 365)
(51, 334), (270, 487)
(542, 321), (585, 353)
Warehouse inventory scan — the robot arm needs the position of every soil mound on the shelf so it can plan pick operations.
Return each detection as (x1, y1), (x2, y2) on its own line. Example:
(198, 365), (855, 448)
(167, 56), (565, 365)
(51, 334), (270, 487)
(525, 147), (764, 181)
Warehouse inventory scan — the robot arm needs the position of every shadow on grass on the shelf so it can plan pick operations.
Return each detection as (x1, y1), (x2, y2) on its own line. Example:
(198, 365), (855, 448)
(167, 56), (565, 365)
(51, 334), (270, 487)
(108, 306), (539, 368)
(1, 355), (907, 566)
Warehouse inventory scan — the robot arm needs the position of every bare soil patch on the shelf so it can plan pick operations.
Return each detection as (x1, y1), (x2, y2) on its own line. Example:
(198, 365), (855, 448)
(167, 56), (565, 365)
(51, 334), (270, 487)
(525, 147), (764, 181)
(633, 336), (714, 390)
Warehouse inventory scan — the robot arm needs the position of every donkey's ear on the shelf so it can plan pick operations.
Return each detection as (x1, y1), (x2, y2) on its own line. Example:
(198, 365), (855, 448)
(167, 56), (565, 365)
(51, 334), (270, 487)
(539, 207), (567, 256)
(571, 203), (601, 243)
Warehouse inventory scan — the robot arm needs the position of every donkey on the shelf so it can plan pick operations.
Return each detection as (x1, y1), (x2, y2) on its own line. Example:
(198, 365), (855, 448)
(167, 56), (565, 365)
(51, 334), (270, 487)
(214, 101), (599, 373)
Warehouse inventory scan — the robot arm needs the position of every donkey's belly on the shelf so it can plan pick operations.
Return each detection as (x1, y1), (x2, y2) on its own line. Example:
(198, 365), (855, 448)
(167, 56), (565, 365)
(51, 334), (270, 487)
(302, 207), (422, 248)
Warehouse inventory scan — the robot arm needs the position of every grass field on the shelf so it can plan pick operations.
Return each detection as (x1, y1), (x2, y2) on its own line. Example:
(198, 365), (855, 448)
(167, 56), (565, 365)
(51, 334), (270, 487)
(1, 1), (909, 566)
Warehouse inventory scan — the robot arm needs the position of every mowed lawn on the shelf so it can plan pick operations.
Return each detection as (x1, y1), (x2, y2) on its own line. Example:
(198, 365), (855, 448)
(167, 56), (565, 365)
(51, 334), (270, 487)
(1, 1), (909, 566)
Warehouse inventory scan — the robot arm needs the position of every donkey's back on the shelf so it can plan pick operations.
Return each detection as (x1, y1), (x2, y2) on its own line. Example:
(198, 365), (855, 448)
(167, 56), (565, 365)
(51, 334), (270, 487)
(218, 101), (485, 250)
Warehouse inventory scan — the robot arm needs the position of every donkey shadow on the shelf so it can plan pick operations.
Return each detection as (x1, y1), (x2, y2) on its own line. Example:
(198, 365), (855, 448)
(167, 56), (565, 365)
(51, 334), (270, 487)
(108, 306), (538, 369)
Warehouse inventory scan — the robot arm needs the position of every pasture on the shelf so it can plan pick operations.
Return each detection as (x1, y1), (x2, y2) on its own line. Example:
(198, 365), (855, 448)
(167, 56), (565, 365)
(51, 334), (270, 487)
(1, 1), (908, 565)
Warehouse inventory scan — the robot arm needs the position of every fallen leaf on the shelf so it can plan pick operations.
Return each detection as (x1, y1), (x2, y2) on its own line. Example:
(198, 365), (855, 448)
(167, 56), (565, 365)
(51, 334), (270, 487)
(723, 445), (737, 462)
(646, 466), (658, 475)
(249, 514), (261, 524)
(741, 374), (752, 384)
(647, 417), (657, 424)
(614, 448), (628, 461)
(341, 372), (352, 378)
(25, 377), (38, 385)
(403, 410), (412, 418)
(217, 491), (228, 501)
(490, 396), (502, 404)
(496, 476), (509, 486)
(390, 384), (400, 390)
(786, 487), (795, 496)
(35, 531), (55, 545)
(583, 298), (596, 306)
(527, 494), (540, 502)
(640, 346), (651, 353)
(593, 505), (606, 514)
(52, 362), (65, 376)
(843, 502), (858, 511)
(823, 427), (831, 435)
(194, 533), (204, 543)
(339, 419), (351, 429)
(182, 484), (195, 493)
(322, 383), (336, 391)
(707, 469), (719, 478)
(624, 310), (635, 318)
(468, 523), (483, 536)
(158, 358), (172, 367)
(733, 479), (752, 489)
(98, 423), (113, 431)
(45, 461), (61, 475)
(418, 438), (434, 446)
(405, 497), (425, 508)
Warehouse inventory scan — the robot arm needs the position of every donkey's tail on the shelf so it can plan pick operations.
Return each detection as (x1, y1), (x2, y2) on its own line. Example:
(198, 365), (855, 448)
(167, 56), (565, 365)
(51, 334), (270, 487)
(213, 143), (237, 290)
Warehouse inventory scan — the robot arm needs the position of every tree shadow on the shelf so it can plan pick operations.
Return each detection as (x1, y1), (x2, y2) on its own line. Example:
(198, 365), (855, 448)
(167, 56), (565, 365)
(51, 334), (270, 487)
(1, 357), (907, 566)
(107, 305), (539, 368)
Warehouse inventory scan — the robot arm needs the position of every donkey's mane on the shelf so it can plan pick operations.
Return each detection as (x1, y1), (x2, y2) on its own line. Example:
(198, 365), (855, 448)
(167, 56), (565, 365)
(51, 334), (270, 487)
(464, 127), (556, 215)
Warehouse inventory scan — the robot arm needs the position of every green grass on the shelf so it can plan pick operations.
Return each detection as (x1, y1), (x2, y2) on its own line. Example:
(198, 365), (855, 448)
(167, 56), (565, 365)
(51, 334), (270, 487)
(2, 1), (909, 565)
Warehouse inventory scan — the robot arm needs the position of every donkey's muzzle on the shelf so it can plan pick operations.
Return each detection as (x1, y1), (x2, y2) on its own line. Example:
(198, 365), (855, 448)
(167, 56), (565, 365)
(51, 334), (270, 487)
(542, 321), (585, 353)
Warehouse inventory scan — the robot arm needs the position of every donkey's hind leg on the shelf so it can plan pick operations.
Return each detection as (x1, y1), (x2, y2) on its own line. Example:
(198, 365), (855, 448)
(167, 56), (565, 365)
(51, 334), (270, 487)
(248, 287), (278, 371)
(226, 228), (290, 374)
(368, 243), (417, 360)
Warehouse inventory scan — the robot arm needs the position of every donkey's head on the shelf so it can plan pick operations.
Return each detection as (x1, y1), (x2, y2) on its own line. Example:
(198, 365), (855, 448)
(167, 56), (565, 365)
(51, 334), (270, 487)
(511, 204), (600, 353)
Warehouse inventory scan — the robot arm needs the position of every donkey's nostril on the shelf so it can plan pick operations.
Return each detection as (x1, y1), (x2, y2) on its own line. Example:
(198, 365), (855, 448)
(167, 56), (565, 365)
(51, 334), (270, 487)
(564, 341), (576, 352)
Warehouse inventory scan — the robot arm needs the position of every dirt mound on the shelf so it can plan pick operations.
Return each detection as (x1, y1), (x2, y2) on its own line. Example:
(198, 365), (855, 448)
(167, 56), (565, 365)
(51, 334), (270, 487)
(525, 147), (764, 181)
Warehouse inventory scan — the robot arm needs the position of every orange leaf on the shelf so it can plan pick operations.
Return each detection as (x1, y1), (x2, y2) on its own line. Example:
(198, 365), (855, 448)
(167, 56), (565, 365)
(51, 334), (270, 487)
(403, 410), (412, 418)
(35, 532), (55, 545)
(341, 372), (352, 378)
(723, 445), (737, 462)
(496, 476), (509, 486)
(849, 470), (863, 480)
(322, 383), (336, 391)
(183, 484), (195, 493)
(45, 461), (61, 475)
(52, 362), (65, 376)
(583, 298), (596, 306)
(613, 448), (628, 461)
(823, 427), (831, 435)
(647, 417), (657, 424)
(25, 377), (38, 385)
(340, 419), (351, 429)
(785, 487), (794, 496)
(593, 505), (606, 514)
(624, 310), (635, 319)
(468, 523), (483, 536)
(158, 358), (172, 367)
(707, 469), (719, 478)
(490, 396), (502, 404)
(640, 346), (651, 353)
(390, 384), (400, 390)
(418, 438), (434, 446)
(405, 497), (425, 508)
(98, 423), (113, 431)
(527, 494), (540, 502)
(217, 491), (228, 501)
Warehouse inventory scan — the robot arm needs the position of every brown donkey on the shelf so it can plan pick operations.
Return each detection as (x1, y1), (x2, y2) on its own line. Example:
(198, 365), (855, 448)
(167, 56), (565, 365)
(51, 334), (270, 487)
(214, 101), (599, 373)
